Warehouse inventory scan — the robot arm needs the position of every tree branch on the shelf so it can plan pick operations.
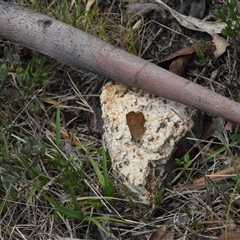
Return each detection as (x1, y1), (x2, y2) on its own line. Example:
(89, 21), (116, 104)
(0, 1), (240, 123)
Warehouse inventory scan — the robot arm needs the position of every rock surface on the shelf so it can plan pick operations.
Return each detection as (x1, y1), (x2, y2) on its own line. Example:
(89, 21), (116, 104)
(100, 82), (203, 204)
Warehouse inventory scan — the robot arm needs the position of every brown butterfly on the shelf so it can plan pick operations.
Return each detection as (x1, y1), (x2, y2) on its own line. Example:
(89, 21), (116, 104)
(126, 111), (146, 141)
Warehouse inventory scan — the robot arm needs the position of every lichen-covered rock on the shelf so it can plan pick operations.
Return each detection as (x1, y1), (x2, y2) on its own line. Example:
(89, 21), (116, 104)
(100, 82), (203, 204)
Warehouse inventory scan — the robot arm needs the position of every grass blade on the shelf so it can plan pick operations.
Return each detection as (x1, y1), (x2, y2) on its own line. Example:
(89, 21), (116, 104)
(55, 102), (61, 146)
(44, 194), (84, 220)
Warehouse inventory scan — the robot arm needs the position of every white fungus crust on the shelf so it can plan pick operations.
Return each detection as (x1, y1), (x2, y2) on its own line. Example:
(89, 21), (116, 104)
(100, 82), (202, 203)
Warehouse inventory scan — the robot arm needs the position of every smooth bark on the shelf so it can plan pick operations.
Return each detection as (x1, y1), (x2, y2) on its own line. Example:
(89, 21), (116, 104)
(1, 1), (240, 123)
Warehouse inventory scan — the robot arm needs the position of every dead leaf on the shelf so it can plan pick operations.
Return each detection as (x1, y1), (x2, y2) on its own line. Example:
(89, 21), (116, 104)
(69, 0), (76, 10)
(169, 55), (192, 75)
(225, 121), (233, 132)
(212, 33), (231, 58)
(219, 228), (240, 240)
(159, 43), (199, 75)
(161, 42), (200, 63)
(155, 0), (226, 35)
(125, 3), (166, 21)
(132, 19), (142, 30)
(159, 42), (216, 75)
(86, 0), (95, 11)
(193, 163), (240, 185)
(148, 225), (174, 240)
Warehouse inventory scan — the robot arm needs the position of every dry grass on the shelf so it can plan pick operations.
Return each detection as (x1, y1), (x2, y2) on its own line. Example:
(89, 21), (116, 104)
(1, 0), (240, 239)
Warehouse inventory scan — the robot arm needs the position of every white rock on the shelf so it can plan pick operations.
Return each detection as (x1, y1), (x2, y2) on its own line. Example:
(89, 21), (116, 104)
(100, 82), (202, 204)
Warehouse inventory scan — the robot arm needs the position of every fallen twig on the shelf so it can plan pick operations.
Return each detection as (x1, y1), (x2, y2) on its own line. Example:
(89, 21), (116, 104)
(1, 1), (240, 122)
(193, 164), (240, 185)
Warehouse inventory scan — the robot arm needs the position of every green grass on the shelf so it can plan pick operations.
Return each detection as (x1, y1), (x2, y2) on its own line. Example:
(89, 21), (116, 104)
(0, 44), (118, 237)
(0, 1), (137, 237)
